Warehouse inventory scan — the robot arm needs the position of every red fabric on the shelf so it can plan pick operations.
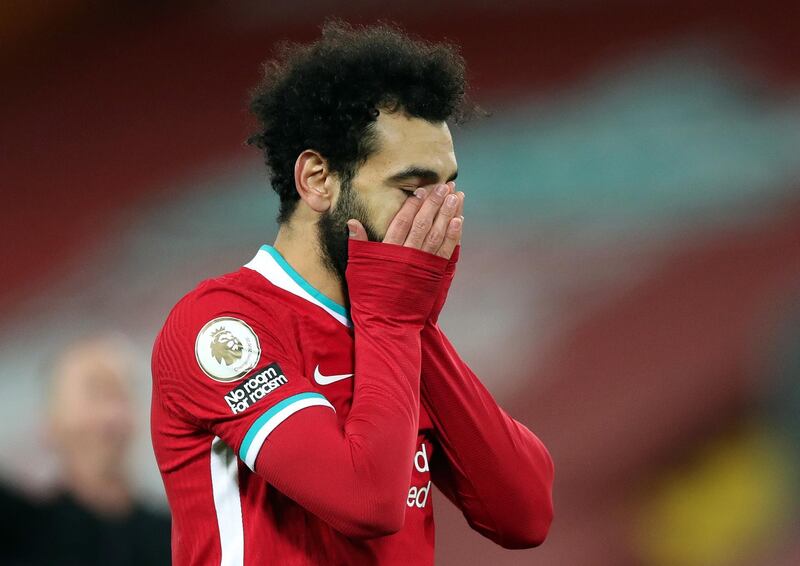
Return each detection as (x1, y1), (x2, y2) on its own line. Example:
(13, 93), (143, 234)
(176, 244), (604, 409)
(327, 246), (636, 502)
(151, 239), (448, 565)
(255, 239), (448, 540)
(421, 245), (555, 548)
(151, 238), (552, 564)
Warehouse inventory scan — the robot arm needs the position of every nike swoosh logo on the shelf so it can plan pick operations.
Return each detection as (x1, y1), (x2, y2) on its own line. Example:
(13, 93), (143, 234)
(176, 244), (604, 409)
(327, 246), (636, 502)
(313, 364), (354, 386)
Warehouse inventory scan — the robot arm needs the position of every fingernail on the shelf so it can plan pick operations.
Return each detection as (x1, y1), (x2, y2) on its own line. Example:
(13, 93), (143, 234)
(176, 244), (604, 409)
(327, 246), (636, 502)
(451, 217), (462, 230)
(347, 221), (356, 237)
(445, 194), (457, 207)
(435, 184), (448, 196)
(414, 188), (426, 199)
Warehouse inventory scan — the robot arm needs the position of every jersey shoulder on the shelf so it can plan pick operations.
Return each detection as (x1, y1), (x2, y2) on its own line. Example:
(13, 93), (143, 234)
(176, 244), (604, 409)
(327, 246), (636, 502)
(153, 267), (298, 375)
(151, 267), (321, 442)
(165, 267), (293, 332)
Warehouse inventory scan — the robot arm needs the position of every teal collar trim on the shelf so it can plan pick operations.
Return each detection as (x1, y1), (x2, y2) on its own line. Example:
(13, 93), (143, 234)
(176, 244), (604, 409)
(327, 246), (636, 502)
(260, 245), (351, 321)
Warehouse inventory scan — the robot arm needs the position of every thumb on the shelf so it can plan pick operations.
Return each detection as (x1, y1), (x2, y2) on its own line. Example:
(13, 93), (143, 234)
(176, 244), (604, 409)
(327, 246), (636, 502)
(346, 219), (368, 241)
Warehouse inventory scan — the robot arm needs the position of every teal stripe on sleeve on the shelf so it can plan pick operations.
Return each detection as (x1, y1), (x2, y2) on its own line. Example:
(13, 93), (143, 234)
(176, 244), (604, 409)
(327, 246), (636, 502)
(239, 391), (330, 461)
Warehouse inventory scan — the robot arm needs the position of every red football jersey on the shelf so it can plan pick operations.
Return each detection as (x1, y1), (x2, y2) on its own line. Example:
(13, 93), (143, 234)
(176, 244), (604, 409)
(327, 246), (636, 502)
(151, 243), (439, 565)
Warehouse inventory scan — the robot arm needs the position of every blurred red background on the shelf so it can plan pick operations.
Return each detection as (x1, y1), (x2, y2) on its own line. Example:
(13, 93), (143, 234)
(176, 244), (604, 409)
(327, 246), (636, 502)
(2, 2), (799, 565)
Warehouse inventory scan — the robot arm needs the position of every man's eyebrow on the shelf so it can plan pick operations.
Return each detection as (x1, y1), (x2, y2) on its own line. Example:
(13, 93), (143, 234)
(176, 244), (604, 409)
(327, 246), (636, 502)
(386, 166), (458, 184)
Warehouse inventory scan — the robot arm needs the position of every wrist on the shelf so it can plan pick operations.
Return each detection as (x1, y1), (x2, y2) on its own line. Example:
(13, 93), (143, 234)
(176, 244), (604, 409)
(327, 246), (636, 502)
(346, 239), (448, 322)
(448, 243), (461, 266)
(429, 244), (460, 324)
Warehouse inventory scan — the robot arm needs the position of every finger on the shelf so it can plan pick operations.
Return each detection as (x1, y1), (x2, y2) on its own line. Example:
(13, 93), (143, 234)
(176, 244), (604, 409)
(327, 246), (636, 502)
(403, 183), (451, 249)
(454, 189), (464, 218)
(436, 216), (462, 259)
(447, 182), (464, 224)
(444, 185), (465, 248)
(455, 191), (465, 245)
(421, 191), (459, 253)
(382, 188), (426, 244)
(447, 181), (464, 224)
(346, 219), (368, 241)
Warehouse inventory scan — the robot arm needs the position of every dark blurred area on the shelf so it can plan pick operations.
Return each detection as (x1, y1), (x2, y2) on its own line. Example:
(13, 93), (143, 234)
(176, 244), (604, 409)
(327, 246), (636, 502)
(0, 334), (170, 565)
(1, 1), (799, 565)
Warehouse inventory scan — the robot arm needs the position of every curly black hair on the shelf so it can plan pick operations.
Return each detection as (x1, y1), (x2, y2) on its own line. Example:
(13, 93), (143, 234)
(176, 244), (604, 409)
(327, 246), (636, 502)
(247, 19), (474, 223)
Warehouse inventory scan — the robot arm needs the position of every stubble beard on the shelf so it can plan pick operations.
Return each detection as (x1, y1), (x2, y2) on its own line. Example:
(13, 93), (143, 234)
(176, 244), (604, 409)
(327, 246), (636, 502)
(316, 175), (382, 304)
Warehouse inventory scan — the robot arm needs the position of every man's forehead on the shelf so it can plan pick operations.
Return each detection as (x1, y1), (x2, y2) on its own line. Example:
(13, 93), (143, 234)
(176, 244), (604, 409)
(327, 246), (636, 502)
(374, 110), (452, 147)
(370, 111), (456, 179)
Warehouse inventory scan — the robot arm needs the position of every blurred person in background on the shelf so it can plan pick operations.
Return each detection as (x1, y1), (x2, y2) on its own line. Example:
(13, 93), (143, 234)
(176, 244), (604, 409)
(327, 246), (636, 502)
(0, 334), (171, 566)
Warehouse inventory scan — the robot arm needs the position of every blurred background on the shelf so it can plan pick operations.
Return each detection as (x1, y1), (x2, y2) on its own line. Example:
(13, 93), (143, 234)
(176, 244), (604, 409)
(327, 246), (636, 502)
(1, 1), (799, 565)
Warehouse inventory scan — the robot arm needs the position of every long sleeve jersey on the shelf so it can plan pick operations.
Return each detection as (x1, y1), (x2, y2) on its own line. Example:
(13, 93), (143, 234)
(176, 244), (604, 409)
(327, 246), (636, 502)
(151, 239), (553, 566)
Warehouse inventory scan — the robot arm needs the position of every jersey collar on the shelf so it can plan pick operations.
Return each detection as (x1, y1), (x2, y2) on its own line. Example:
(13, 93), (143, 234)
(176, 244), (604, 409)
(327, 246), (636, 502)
(244, 245), (352, 328)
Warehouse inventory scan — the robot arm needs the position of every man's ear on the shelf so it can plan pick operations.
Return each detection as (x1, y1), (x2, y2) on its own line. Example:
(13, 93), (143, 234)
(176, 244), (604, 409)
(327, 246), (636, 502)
(294, 150), (334, 213)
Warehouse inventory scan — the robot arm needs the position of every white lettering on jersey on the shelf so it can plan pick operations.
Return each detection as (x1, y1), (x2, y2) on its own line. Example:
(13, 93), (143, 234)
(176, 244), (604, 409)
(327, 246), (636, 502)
(414, 443), (430, 473)
(408, 442), (432, 508)
(224, 363), (288, 414)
